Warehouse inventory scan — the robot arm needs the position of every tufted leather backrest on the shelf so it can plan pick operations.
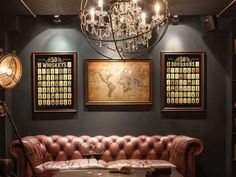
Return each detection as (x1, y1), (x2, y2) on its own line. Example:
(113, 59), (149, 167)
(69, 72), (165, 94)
(35, 135), (176, 163)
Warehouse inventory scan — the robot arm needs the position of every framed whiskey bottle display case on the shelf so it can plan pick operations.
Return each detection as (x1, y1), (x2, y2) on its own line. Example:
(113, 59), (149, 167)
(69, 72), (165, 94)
(160, 51), (205, 111)
(32, 52), (77, 112)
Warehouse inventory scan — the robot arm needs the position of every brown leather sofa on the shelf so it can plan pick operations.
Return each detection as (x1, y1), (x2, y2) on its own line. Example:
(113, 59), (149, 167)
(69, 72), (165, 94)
(8, 135), (204, 177)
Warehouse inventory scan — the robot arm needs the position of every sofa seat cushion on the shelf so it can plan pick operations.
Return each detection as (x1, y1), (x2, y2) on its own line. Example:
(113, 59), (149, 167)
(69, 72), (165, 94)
(35, 159), (107, 176)
(107, 159), (176, 169)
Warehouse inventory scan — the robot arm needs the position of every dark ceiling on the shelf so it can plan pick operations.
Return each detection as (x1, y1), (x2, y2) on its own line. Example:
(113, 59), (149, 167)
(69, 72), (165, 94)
(0, 0), (236, 16)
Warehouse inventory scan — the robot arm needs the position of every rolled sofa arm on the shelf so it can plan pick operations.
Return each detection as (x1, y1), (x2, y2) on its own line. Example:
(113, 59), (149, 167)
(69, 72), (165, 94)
(168, 135), (204, 177)
(8, 136), (46, 177)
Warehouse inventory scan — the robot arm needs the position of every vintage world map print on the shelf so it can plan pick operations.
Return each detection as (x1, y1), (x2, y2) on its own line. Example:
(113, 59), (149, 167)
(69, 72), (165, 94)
(86, 59), (152, 105)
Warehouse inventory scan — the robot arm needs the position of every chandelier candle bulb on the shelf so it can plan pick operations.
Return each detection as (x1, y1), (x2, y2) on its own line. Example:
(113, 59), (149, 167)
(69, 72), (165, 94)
(155, 3), (161, 16)
(90, 8), (95, 23)
(141, 12), (146, 26)
(98, 0), (103, 13)
(132, 0), (137, 8)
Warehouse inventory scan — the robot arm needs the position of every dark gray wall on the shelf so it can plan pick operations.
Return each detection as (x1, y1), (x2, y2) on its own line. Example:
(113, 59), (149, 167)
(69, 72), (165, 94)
(0, 16), (6, 157)
(5, 16), (231, 177)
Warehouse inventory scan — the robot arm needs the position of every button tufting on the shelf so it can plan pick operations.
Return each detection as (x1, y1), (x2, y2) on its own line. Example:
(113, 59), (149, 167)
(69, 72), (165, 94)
(149, 143), (153, 149)
(157, 154), (161, 159)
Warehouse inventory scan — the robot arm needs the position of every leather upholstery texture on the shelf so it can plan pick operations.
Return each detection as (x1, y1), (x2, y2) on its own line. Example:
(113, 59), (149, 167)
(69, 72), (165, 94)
(8, 135), (204, 177)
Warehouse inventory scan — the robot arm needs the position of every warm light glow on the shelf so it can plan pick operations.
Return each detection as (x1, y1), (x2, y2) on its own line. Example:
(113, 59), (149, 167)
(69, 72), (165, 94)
(90, 8), (95, 22)
(165, 34), (183, 50)
(0, 66), (13, 76)
(0, 66), (8, 74)
(6, 68), (13, 76)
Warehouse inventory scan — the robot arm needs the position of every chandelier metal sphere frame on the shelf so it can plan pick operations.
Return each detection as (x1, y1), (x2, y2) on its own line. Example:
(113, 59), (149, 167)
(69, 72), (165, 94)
(80, 0), (170, 59)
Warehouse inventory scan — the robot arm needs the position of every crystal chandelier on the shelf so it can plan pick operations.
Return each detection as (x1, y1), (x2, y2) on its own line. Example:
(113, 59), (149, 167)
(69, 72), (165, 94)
(80, 0), (169, 59)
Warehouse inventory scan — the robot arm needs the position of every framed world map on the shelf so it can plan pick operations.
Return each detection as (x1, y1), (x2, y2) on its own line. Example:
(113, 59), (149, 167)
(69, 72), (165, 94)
(85, 59), (152, 105)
